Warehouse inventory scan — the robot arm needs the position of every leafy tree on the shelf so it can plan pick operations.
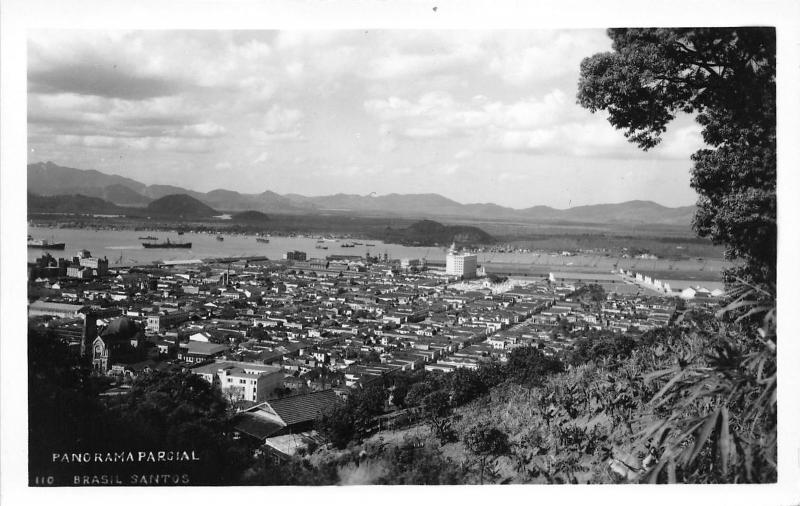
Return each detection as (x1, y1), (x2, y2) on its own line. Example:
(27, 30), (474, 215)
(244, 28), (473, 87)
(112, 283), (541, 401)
(569, 332), (638, 366)
(315, 385), (387, 449)
(418, 390), (455, 443)
(315, 403), (356, 450)
(578, 28), (776, 286)
(389, 369), (426, 408)
(463, 422), (511, 484)
(505, 347), (564, 386)
(404, 376), (443, 408)
(578, 29), (777, 484)
(448, 368), (489, 406)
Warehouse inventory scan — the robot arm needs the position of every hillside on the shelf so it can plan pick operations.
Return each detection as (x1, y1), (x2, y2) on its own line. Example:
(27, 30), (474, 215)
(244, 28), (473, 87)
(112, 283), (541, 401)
(381, 219), (494, 246)
(145, 194), (218, 218)
(27, 193), (128, 214)
(27, 161), (147, 195)
(100, 184), (152, 206)
(264, 307), (774, 485)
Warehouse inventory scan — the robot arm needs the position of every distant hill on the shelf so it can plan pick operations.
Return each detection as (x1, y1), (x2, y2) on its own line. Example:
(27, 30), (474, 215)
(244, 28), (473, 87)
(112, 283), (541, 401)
(146, 194), (218, 218)
(232, 210), (270, 222)
(28, 161), (147, 195)
(100, 184), (152, 206)
(28, 192), (128, 214)
(382, 219), (494, 246)
(141, 184), (205, 201)
(27, 162), (697, 226)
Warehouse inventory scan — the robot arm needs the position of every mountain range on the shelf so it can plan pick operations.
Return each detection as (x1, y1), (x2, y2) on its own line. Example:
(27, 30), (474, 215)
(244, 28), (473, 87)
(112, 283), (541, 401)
(27, 161), (696, 226)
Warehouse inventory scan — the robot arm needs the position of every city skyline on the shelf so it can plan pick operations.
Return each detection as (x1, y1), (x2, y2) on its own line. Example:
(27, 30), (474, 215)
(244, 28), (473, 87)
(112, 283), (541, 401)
(28, 30), (705, 209)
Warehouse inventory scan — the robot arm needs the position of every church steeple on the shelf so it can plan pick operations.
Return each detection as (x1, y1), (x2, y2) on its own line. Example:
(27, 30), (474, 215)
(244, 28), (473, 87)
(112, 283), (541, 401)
(80, 310), (97, 358)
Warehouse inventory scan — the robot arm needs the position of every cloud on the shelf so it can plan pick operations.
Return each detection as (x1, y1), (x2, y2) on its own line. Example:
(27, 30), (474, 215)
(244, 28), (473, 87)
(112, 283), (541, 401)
(252, 152), (269, 164)
(250, 104), (305, 142)
(364, 89), (635, 156)
(486, 120), (638, 157)
(54, 134), (213, 153)
(486, 30), (612, 86)
(175, 121), (227, 138)
(29, 62), (185, 100)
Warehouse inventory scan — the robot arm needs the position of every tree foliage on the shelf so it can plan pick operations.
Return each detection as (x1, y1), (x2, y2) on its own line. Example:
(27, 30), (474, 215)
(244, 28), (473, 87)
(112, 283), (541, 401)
(505, 347), (564, 386)
(463, 422), (511, 484)
(315, 385), (387, 449)
(578, 28), (776, 286)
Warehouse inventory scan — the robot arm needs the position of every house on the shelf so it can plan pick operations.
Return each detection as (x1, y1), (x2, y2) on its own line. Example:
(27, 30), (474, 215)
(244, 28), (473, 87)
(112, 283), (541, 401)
(232, 389), (340, 442)
(178, 341), (228, 363)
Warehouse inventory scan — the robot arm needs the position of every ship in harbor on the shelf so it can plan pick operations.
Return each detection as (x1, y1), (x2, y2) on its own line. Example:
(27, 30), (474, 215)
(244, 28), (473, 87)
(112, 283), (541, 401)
(138, 236), (158, 240)
(27, 235), (65, 250)
(142, 238), (192, 249)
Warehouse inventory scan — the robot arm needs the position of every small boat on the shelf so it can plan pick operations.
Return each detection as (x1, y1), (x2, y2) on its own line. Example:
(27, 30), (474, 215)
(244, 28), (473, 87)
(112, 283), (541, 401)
(216, 236), (224, 242)
(341, 243), (355, 248)
(315, 245), (328, 250)
(256, 237), (270, 243)
(138, 236), (158, 240)
(142, 238), (191, 249)
(27, 235), (65, 250)
(178, 231), (185, 235)
(366, 243), (375, 247)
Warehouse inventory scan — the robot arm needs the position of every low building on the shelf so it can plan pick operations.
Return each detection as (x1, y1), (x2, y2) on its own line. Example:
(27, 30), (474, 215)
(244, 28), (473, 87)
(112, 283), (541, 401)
(28, 300), (87, 319)
(147, 309), (190, 333)
(179, 341), (228, 363)
(192, 360), (283, 403)
(232, 389), (341, 441)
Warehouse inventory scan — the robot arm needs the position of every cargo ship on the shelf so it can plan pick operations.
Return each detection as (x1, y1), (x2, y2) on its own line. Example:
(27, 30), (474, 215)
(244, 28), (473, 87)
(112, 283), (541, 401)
(142, 238), (191, 249)
(27, 235), (65, 250)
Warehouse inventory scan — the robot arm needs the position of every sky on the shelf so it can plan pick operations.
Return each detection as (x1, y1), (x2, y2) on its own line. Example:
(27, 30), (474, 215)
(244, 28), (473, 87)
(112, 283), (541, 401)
(27, 29), (706, 209)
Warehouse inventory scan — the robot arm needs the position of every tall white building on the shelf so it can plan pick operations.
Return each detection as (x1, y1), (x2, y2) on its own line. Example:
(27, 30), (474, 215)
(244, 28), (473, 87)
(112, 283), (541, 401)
(446, 248), (477, 279)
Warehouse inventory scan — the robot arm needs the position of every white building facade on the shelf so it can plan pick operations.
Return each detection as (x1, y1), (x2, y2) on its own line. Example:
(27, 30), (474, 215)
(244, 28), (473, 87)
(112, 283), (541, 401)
(192, 360), (283, 403)
(446, 253), (478, 279)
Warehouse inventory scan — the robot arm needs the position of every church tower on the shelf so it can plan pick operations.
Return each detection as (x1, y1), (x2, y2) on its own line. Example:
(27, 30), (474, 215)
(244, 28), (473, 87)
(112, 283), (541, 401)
(80, 310), (97, 358)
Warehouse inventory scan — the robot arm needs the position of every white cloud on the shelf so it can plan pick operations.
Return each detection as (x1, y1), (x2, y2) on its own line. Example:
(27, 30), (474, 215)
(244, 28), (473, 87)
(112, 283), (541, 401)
(486, 30), (612, 86)
(176, 121), (227, 138)
(54, 133), (213, 153)
(363, 88), (637, 156)
(250, 105), (305, 143)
